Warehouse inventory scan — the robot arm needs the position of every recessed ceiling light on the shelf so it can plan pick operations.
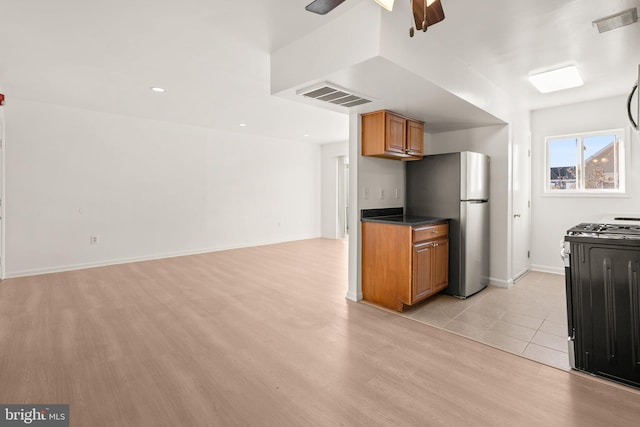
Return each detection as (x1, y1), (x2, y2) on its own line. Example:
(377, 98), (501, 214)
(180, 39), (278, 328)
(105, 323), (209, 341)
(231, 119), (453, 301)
(150, 87), (165, 93)
(239, 123), (247, 127)
(528, 65), (584, 93)
(303, 134), (309, 137)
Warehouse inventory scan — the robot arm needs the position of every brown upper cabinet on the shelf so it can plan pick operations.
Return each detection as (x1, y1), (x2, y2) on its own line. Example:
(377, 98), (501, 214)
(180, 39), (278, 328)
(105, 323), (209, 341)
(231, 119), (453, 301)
(361, 110), (424, 160)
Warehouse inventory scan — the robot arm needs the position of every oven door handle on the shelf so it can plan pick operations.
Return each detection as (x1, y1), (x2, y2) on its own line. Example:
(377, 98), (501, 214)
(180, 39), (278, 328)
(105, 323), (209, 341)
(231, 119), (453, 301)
(560, 240), (570, 266)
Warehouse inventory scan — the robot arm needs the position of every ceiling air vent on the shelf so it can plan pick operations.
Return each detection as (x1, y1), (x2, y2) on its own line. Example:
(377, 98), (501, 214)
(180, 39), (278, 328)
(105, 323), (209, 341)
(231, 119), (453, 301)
(592, 8), (638, 33)
(297, 83), (373, 108)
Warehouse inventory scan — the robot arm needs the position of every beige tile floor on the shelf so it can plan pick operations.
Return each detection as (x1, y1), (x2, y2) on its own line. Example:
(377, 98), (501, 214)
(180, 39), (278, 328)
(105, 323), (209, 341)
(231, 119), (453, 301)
(400, 271), (571, 371)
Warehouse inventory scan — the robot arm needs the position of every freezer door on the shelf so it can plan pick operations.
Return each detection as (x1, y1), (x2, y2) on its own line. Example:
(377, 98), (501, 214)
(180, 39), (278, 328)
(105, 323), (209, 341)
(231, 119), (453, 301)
(461, 152), (490, 201)
(460, 200), (490, 296)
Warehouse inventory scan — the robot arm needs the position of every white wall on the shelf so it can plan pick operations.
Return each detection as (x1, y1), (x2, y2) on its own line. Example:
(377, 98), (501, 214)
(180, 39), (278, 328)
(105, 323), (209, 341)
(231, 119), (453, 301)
(5, 99), (322, 277)
(321, 141), (349, 239)
(358, 156), (405, 210)
(530, 95), (640, 274)
(429, 125), (511, 286)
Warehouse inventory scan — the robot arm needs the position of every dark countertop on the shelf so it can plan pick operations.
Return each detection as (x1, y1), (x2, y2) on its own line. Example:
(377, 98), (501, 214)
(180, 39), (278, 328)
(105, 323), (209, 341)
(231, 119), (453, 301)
(361, 214), (449, 226)
(360, 208), (448, 226)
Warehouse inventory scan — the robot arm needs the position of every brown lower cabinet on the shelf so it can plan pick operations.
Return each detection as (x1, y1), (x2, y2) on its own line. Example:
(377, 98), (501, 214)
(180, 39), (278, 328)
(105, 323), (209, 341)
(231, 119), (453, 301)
(362, 221), (449, 312)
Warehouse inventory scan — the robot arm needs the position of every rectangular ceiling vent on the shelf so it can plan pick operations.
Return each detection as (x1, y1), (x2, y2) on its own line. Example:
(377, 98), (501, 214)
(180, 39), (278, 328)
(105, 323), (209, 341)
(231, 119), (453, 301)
(592, 7), (638, 33)
(297, 83), (373, 108)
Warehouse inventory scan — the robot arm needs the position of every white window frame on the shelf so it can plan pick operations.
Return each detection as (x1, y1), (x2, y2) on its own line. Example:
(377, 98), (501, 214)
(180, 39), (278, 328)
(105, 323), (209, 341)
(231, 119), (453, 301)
(544, 128), (626, 195)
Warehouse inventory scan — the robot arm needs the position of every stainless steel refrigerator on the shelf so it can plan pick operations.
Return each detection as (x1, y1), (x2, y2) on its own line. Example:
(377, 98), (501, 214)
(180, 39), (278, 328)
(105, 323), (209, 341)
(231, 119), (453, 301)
(406, 151), (490, 298)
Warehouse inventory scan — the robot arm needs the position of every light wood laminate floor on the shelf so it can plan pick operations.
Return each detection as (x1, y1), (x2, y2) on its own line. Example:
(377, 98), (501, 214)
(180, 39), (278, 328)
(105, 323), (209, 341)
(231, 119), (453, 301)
(1, 238), (639, 426)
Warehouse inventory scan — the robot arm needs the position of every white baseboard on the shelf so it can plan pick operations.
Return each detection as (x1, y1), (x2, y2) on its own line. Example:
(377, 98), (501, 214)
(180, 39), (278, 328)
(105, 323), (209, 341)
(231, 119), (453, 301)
(530, 264), (564, 275)
(5, 237), (320, 279)
(6, 247), (241, 278)
(345, 291), (362, 302)
(513, 268), (529, 282)
(489, 277), (513, 289)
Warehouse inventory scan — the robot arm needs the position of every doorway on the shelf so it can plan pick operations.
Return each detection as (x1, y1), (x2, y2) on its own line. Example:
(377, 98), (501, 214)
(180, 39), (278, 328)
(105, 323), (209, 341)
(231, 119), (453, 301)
(512, 131), (531, 281)
(338, 156), (349, 238)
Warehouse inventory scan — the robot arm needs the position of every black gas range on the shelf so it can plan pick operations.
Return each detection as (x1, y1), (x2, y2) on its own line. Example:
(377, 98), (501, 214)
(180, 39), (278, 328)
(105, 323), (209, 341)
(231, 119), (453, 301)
(562, 220), (640, 390)
(566, 222), (640, 241)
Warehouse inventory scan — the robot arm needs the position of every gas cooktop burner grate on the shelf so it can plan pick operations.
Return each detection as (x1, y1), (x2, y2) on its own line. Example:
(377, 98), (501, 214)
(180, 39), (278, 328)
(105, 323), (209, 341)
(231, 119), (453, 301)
(566, 222), (640, 239)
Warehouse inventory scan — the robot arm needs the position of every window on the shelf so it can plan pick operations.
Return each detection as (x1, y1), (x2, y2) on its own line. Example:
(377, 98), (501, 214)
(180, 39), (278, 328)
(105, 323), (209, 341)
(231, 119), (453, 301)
(545, 129), (625, 193)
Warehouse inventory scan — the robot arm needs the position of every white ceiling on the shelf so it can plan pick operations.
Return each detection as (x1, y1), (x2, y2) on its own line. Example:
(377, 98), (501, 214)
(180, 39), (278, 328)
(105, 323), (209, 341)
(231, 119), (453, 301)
(0, 0), (638, 143)
(437, 0), (640, 111)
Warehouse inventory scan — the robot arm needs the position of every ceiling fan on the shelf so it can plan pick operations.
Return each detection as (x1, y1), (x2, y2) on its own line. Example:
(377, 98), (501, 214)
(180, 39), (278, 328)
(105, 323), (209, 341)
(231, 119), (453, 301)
(305, 0), (445, 36)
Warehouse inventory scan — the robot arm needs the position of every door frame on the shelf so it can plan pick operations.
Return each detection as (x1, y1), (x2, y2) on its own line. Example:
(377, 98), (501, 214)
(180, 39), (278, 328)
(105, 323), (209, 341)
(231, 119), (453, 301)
(337, 156), (349, 238)
(511, 130), (532, 282)
(0, 104), (6, 280)
(0, 102), (5, 279)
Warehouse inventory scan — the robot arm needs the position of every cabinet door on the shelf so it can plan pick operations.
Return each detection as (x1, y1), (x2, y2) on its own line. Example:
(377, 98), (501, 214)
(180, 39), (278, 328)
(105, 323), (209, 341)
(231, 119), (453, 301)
(433, 238), (449, 292)
(385, 112), (407, 154)
(362, 222), (413, 312)
(406, 119), (424, 156)
(412, 242), (434, 302)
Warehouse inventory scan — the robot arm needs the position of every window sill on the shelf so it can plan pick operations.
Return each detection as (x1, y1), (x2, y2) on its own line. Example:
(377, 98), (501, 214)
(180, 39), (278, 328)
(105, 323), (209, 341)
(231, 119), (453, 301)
(541, 191), (629, 198)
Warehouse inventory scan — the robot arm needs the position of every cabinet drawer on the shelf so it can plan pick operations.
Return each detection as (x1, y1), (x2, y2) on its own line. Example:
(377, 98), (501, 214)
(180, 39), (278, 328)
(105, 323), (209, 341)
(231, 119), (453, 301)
(413, 223), (448, 242)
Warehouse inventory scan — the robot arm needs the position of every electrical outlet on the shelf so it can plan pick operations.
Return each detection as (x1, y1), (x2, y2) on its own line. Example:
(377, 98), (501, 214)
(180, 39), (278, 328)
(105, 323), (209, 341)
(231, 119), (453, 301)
(395, 188), (399, 199)
(363, 187), (369, 200)
(379, 188), (385, 199)
(90, 235), (99, 245)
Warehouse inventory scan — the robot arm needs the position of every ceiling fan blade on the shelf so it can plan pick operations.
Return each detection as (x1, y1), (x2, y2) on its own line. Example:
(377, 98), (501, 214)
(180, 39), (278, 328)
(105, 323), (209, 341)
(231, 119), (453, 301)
(425, 0), (445, 26)
(305, 0), (347, 15)
(412, 0), (445, 30)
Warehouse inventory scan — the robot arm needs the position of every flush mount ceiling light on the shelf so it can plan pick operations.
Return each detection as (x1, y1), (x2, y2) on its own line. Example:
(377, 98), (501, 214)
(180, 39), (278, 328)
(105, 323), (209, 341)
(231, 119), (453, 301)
(528, 65), (584, 93)
(592, 7), (638, 33)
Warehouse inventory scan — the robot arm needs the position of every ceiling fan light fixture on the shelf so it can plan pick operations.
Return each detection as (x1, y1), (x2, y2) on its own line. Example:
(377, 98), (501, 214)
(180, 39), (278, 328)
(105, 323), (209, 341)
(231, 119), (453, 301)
(528, 65), (584, 93)
(373, 0), (394, 11)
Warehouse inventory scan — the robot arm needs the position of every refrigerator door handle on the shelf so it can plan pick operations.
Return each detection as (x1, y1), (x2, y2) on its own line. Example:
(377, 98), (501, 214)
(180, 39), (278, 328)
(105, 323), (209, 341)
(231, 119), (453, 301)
(628, 81), (638, 131)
